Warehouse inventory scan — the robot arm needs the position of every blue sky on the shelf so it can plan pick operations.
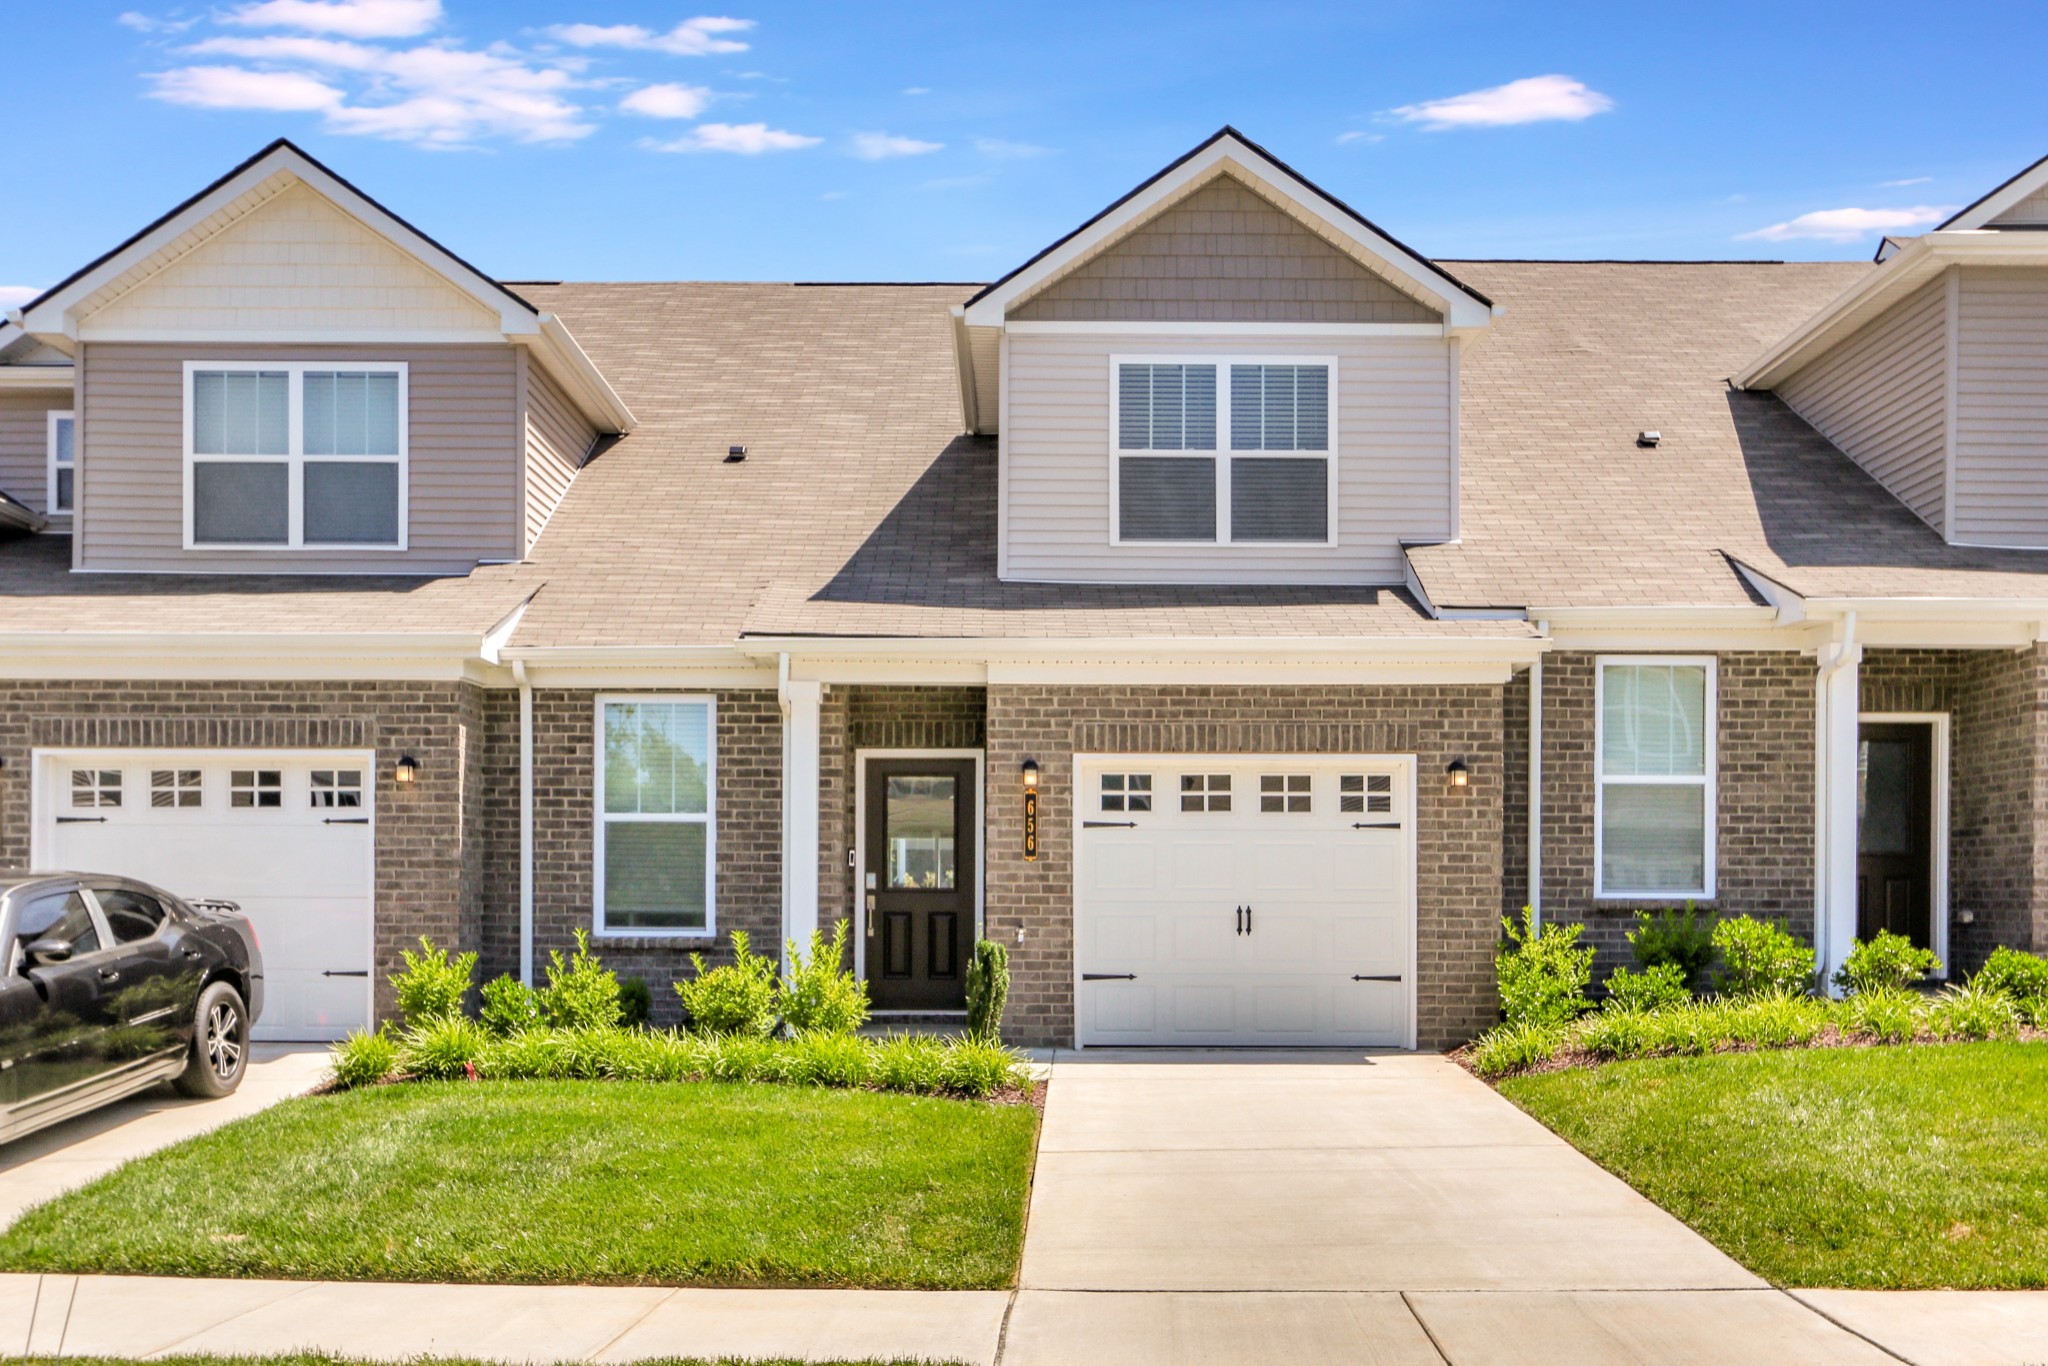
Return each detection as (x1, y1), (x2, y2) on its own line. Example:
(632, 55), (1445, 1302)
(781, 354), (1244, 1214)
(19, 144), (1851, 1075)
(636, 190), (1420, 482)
(3, 0), (2044, 302)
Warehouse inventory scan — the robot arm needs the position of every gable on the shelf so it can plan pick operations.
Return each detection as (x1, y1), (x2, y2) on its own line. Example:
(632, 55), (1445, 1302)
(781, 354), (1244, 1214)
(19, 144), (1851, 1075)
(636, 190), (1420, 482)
(1009, 174), (1441, 324)
(1990, 183), (2048, 227)
(79, 180), (501, 339)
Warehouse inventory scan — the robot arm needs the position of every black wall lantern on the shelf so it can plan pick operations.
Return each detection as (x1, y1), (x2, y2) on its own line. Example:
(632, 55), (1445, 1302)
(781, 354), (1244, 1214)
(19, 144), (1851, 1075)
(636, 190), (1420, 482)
(1446, 758), (1470, 788)
(395, 755), (421, 785)
(1021, 759), (1040, 860)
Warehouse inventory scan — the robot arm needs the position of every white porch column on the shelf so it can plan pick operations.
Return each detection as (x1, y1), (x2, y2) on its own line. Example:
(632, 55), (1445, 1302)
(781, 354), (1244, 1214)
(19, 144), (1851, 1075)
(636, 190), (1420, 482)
(780, 675), (824, 954)
(1816, 633), (1862, 992)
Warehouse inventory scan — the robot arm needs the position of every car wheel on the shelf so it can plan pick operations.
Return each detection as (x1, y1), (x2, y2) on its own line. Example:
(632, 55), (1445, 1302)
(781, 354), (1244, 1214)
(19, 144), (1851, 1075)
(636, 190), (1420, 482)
(173, 981), (250, 1098)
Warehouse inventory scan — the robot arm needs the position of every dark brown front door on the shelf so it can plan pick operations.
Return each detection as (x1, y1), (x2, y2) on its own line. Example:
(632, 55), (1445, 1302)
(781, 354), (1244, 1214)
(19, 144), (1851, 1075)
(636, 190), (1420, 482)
(1857, 722), (1935, 949)
(864, 758), (977, 1010)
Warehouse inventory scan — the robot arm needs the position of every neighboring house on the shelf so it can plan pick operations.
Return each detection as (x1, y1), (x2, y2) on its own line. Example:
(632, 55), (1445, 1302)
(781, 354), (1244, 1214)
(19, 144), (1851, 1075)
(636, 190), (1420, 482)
(4, 131), (2048, 1049)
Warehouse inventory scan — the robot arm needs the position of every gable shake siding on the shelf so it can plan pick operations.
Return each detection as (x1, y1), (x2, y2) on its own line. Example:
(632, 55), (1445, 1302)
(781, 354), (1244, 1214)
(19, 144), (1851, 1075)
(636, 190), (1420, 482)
(1009, 175), (1439, 324)
(76, 342), (522, 574)
(1950, 268), (2048, 547)
(1776, 274), (1949, 534)
(1989, 185), (2048, 227)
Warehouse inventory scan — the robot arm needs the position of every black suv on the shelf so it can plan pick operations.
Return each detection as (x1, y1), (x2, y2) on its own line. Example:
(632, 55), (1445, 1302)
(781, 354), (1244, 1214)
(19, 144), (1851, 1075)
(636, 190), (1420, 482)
(1, 873), (264, 1143)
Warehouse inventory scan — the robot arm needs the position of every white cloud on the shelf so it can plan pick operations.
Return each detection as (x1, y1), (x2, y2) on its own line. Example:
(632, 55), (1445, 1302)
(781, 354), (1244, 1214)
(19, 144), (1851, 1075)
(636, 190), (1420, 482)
(619, 82), (712, 119)
(1880, 176), (1933, 188)
(902, 86), (929, 95)
(547, 17), (751, 56)
(1387, 74), (1614, 130)
(1739, 204), (1956, 242)
(149, 64), (343, 110)
(851, 131), (941, 160)
(222, 0), (441, 39)
(0, 285), (42, 308)
(119, 10), (201, 33)
(1335, 130), (1383, 145)
(973, 137), (1049, 159)
(645, 121), (819, 153)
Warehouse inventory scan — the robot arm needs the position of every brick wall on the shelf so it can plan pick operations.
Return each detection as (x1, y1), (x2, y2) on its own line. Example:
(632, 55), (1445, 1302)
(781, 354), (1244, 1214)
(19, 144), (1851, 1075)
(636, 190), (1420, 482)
(1533, 652), (1816, 982)
(0, 679), (486, 1022)
(983, 683), (1505, 1049)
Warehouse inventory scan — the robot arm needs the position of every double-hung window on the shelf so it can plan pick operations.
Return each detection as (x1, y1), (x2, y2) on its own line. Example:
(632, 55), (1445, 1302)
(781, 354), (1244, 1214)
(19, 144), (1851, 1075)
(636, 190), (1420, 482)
(48, 410), (75, 515)
(1596, 657), (1716, 898)
(1113, 357), (1334, 545)
(184, 362), (407, 549)
(595, 696), (715, 935)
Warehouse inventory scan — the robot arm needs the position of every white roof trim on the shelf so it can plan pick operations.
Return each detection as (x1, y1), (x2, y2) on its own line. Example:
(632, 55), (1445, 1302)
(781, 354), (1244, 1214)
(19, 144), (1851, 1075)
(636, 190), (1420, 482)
(519, 314), (637, 435)
(961, 134), (1494, 331)
(1940, 153), (2048, 231)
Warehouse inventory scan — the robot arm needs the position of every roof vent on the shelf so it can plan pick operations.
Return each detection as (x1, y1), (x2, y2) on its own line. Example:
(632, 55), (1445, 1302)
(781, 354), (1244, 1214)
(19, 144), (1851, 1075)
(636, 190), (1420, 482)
(725, 445), (748, 463)
(1636, 430), (1661, 449)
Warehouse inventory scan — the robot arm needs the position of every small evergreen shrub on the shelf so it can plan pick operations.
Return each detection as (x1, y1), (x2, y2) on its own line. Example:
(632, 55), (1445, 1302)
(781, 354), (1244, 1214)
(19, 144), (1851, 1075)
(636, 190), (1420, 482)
(1469, 1020), (1566, 1078)
(620, 976), (653, 1029)
(965, 939), (1011, 1043)
(398, 1014), (491, 1080)
(1841, 986), (1920, 1044)
(478, 974), (544, 1036)
(1925, 982), (2022, 1041)
(675, 930), (780, 1036)
(1711, 916), (1816, 998)
(391, 936), (476, 1025)
(1495, 906), (1593, 1027)
(1835, 931), (1942, 995)
(1603, 962), (1690, 1014)
(1626, 904), (1718, 986)
(330, 1029), (398, 1088)
(780, 920), (870, 1036)
(1973, 946), (2048, 1014)
(541, 929), (624, 1031)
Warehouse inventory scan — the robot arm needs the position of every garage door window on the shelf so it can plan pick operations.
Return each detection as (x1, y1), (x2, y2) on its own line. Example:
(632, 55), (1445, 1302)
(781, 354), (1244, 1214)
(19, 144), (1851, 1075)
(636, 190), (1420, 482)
(597, 696), (715, 935)
(1340, 774), (1392, 814)
(151, 770), (202, 809)
(1099, 773), (1152, 813)
(311, 770), (364, 808)
(1597, 658), (1716, 898)
(1259, 774), (1312, 813)
(231, 770), (283, 809)
(71, 769), (122, 808)
(1179, 773), (1232, 812)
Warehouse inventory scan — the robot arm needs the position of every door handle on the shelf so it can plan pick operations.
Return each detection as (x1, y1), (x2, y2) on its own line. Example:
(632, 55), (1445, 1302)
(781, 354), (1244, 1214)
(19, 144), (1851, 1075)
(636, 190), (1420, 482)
(1235, 906), (1244, 935)
(1245, 905), (1252, 934)
(97, 967), (121, 982)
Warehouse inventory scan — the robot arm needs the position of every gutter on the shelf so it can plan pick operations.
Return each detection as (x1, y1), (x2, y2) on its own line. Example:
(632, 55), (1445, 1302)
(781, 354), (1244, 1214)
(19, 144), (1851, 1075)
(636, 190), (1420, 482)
(513, 659), (536, 987)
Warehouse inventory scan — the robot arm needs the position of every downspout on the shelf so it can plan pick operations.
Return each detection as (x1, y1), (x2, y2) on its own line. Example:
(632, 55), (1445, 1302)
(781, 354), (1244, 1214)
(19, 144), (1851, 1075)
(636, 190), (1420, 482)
(1815, 611), (1859, 993)
(1528, 625), (1546, 927)
(514, 659), (535, 987)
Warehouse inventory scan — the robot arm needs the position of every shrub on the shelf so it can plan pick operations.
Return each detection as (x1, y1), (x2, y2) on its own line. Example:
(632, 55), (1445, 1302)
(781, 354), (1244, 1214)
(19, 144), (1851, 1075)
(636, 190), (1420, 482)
(1469, 1020), (1566, 1078)
(1840, 986), (1920, 1044)
(619, 976), (653, 1030)
(330, 1029), (398, 1088)
(873, 1033), (951, 1093)
(676, 931), (780, 1035)
(940, 1037), (1029, 1097)
(1579, 1008), (1657, 1061)
(779, 1030), (878, 1088)
(1720, 990), (1829, 1049)
(1924, 982), (2022, 1042)
(1973, 946), (2048, 1012)
(1603, 962), (1690, 1014)
(391, 936), (476, 1025)
(478, 974), (544, 1037)
(780, 920), (870, 1036)
(1626, 904), (1718, 986)
(965, 939), (1011, 1043)
(1495, 906), (1593, 1027)
(1639, 1000), (1736, 1057)
(398, 1014), (491, 1080)
(1835, 931), (1942, 995)
(540, 929), (624, 1031)
(1711, 916), (1816, 998)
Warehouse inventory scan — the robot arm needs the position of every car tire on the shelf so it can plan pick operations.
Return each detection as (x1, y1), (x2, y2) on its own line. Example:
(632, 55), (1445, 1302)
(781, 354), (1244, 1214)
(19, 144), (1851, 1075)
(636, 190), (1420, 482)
(174, 980), (250, 1098)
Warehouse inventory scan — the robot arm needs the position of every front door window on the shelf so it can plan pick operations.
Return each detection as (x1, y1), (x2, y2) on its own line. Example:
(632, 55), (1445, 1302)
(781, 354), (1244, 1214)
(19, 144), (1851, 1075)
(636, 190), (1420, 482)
(864, 759), (977, 1011)
(886, 776), (958, 889)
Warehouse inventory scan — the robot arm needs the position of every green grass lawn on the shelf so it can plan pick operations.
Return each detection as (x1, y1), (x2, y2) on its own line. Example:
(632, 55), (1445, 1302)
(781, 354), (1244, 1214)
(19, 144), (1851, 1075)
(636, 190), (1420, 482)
(1498, 1041), (2048, 1289)
(0, 1080), (1038, 1290)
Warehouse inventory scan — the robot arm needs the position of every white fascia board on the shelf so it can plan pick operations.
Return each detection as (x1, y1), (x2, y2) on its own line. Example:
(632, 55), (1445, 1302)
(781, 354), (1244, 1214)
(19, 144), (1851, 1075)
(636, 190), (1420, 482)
(21, 146), (537, 341)
(0, 365), (75, 391)
(1739, 232), (2048, 389)
(519, 314), (636, 434)
(72, 327), (511, 345)
(1004, 320), (1448, 338)
(962, 138), (1490, 331)
(0, 631), (492, 682)
(1943, 155), (2048, 230)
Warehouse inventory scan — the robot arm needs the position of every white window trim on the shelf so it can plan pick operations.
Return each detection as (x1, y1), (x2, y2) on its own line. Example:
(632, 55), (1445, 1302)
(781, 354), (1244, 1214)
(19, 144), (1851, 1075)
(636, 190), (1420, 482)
(181, 360), (410, 552)
(592, 693), (718, 939)
(47, 409), (75, 516)
(1858, 711), (1951, 977)
(1593, 655), (1718, 901)
(1108, 354), (1339, 549)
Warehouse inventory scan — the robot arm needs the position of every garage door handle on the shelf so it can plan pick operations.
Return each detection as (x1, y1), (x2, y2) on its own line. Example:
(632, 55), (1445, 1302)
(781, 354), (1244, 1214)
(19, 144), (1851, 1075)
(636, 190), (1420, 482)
(1082, 973), (1137, 981)
(322, 970), (371, 978)
(324, 817), (371, 825)
(56, 816), (108, 824)
(1351, 821), (1401, 830)
(1352, 974), (1403, 982)
(1082, 820), (1138, 829)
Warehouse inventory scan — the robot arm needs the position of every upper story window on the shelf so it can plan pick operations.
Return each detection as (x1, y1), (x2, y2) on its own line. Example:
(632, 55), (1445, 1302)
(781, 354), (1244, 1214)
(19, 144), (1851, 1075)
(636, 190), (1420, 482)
(48, 411), (75, 514)
(184, 362), (408, 550)
(1113, 357), (1334, 547)
(1596, 657), (1717, 899)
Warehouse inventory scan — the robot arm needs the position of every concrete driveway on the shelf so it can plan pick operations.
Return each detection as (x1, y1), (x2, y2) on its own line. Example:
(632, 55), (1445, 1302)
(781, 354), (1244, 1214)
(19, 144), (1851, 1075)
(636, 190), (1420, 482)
(1, 1044), (329, 1229)
(1004, 1051), (1905, 1365)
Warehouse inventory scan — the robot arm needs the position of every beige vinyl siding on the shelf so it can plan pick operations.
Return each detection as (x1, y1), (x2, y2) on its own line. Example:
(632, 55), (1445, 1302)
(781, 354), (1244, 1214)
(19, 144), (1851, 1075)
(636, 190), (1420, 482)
(0, 390), (71, 525)
(1777, 275), (1948, 533)
(1009, 175), (1440, 324)
(1950, 267), (2048, 547)
(76, 342), (521, 573)
(523, 359), (594, 552)
(1001, 332), (1452, 584)
(1989, 185), (2048, 227)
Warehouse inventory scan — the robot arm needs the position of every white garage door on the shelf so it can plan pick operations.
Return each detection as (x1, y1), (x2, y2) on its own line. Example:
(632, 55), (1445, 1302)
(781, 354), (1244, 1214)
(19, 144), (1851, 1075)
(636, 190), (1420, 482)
(36, 750), (375, 1041)
(1075, 755), (1415, 1048)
